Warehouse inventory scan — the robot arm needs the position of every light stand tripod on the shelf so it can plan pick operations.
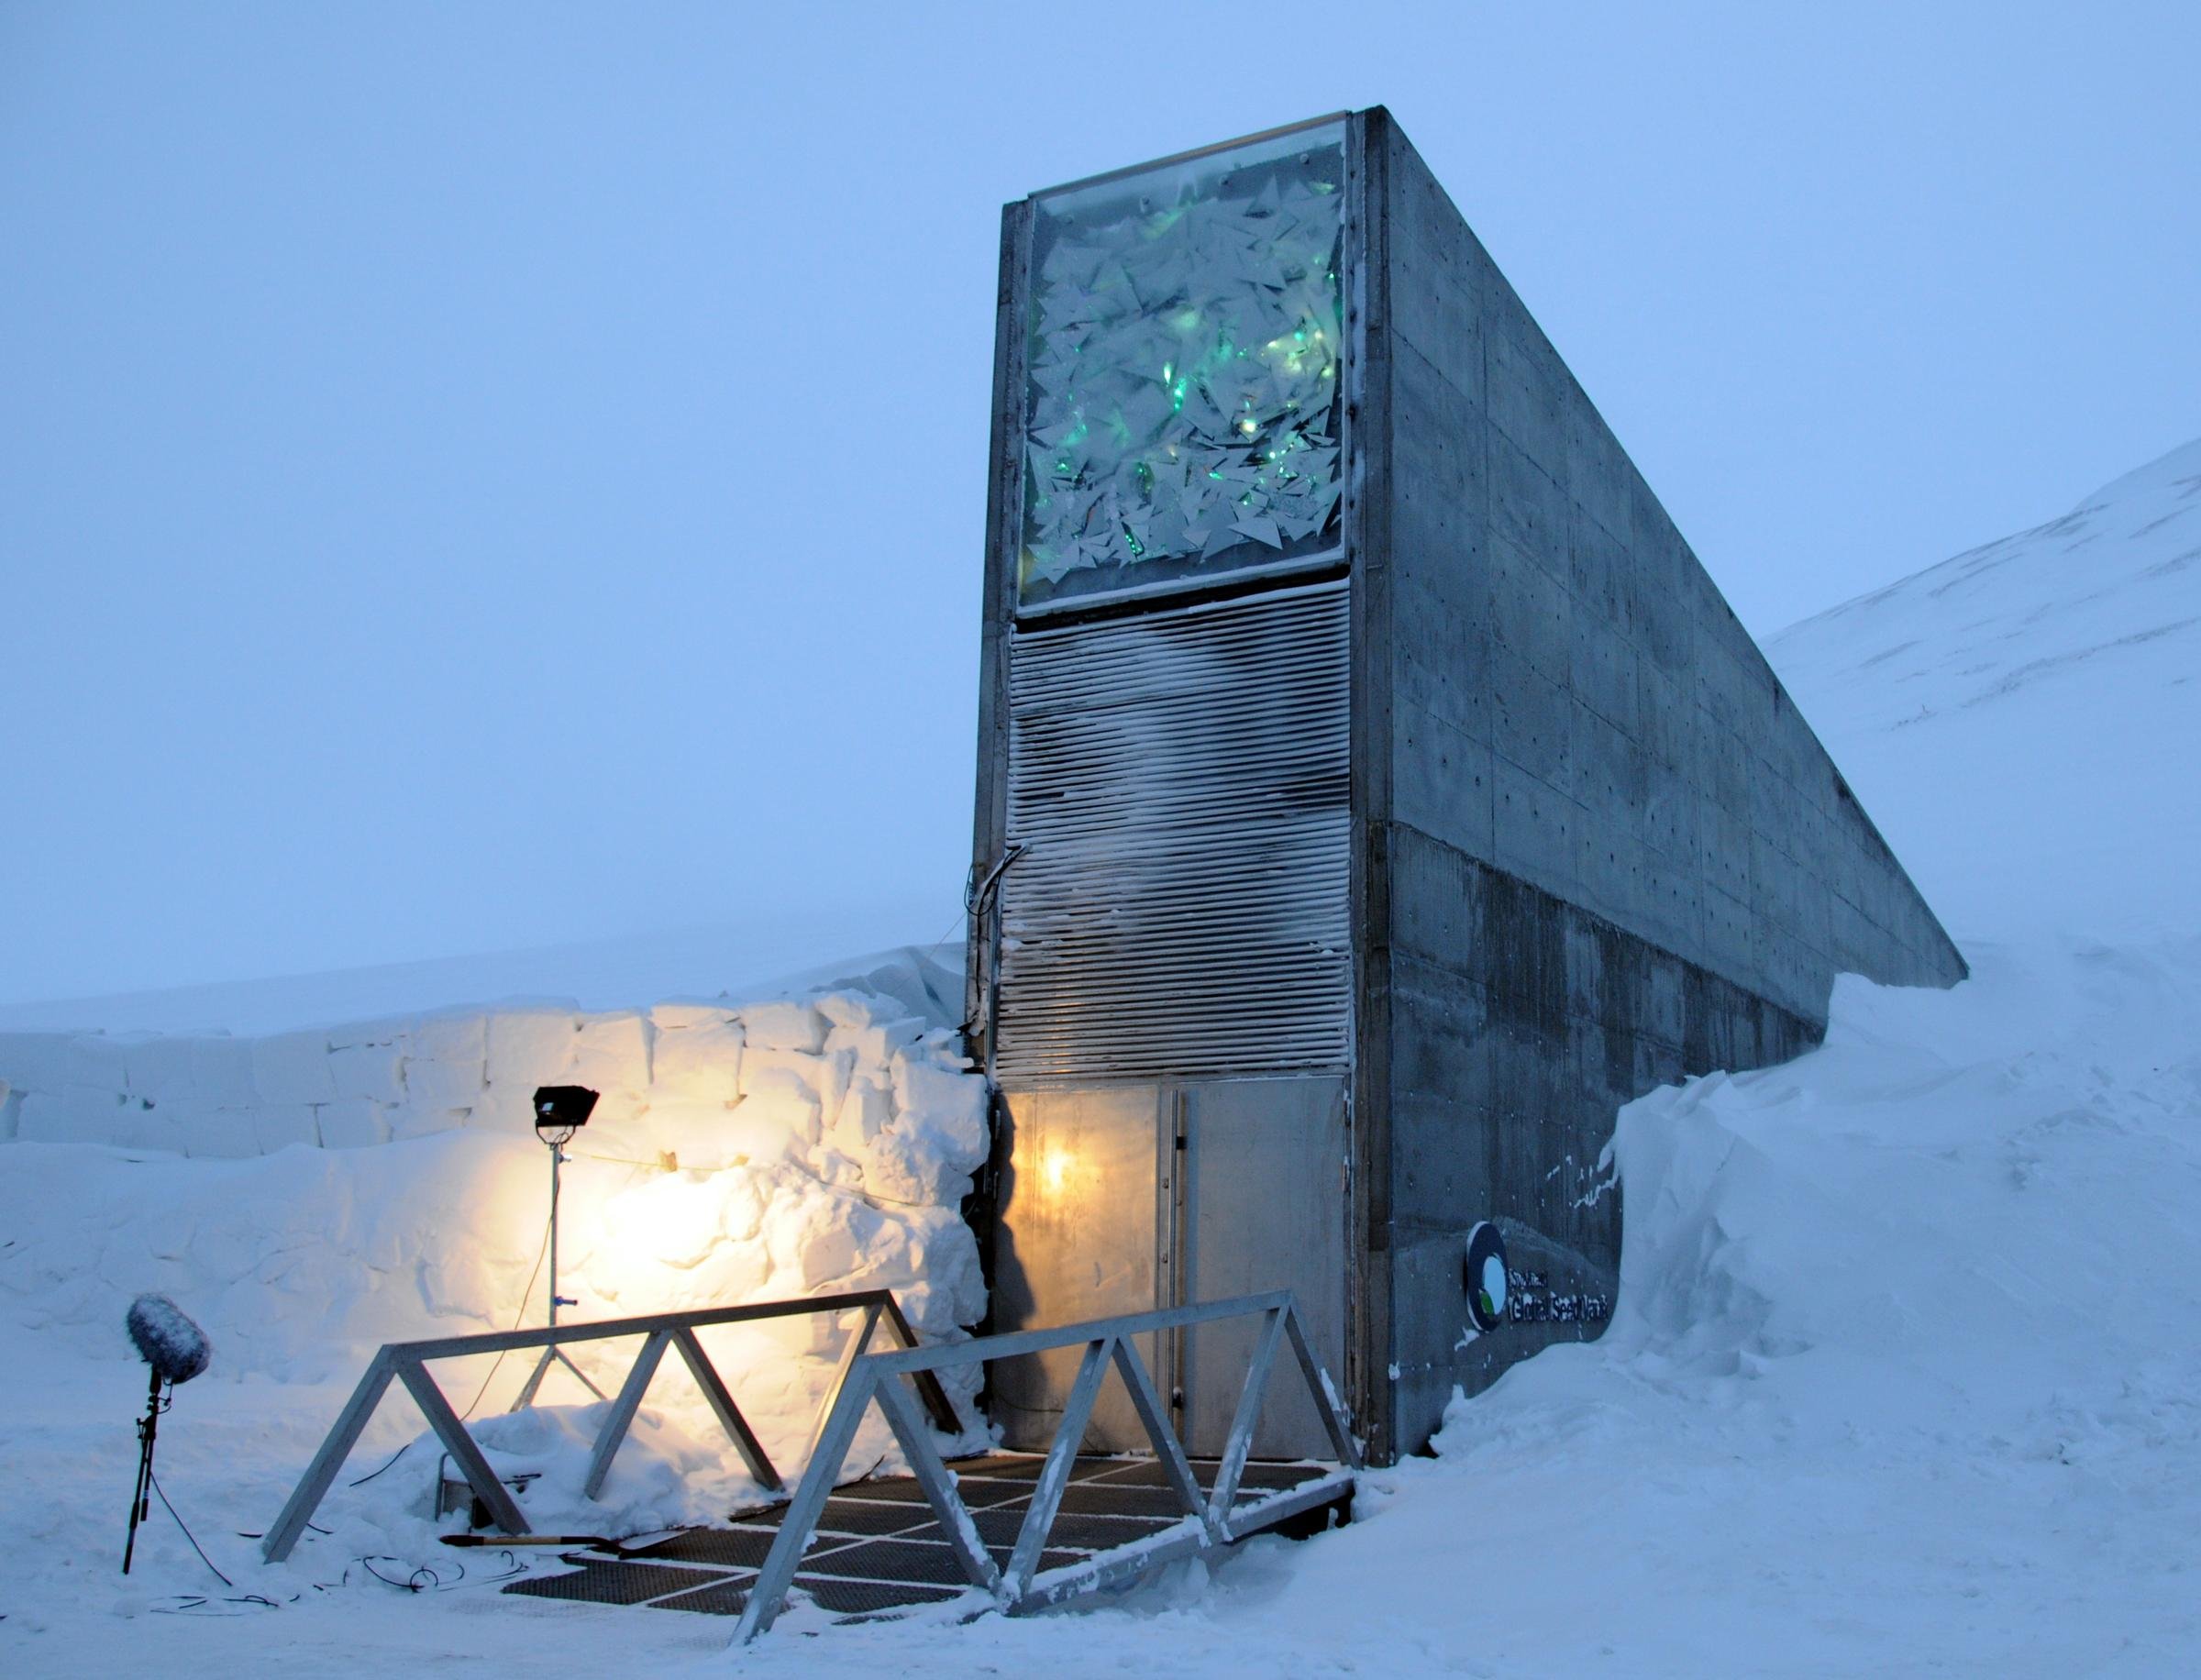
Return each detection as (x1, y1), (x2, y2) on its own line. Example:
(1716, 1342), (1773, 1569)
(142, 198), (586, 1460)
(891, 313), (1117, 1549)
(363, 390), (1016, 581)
(122, 1365), (171, 1575)
(512, 1085), (605, 1409)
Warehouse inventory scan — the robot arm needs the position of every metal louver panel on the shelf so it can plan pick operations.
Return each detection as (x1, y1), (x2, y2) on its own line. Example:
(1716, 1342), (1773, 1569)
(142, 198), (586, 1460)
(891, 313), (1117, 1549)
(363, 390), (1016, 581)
(996, 579), (1351, 1080)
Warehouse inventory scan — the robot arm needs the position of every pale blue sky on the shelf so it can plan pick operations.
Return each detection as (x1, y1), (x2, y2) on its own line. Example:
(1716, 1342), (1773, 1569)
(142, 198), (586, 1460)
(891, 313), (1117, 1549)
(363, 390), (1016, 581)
(4, 3), (2196, 1005)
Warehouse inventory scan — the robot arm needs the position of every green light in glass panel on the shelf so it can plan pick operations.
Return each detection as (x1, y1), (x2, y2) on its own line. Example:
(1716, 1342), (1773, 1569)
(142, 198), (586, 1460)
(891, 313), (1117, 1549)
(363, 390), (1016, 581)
(1020, 122), (1346, 608)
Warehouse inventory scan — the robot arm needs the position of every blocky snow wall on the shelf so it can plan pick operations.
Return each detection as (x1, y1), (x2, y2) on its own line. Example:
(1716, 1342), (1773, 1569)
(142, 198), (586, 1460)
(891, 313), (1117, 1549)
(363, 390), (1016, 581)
(0, 953), (990, 1411)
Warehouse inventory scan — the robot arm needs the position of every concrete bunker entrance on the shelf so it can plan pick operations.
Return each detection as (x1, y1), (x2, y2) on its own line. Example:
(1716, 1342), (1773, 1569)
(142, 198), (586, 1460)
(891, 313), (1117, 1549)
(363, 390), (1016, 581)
(966, 107), (1966, 1464)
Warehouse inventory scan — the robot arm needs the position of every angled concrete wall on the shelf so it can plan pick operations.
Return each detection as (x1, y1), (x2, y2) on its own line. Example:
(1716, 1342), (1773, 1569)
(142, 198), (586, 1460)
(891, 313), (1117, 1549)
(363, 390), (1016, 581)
(965, 110), (1965, 1466)
(1352, 109), (1965, 1454)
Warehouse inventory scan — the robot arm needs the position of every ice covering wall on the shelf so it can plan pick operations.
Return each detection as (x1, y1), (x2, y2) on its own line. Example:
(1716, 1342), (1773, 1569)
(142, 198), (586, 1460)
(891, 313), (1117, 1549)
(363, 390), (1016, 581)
(0, 951), (990, 1398)
(1020, 119), (1345, 608)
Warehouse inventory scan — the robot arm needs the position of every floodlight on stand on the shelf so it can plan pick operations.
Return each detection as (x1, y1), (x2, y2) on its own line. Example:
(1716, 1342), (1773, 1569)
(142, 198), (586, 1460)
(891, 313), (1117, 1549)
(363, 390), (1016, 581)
(511, 1085), (608, 1411)
(533, 1083), (597, 1144)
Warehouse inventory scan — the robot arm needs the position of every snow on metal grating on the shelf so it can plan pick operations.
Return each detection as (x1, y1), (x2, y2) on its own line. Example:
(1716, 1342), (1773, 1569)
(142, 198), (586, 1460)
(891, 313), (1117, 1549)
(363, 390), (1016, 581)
(998, 578), (1351, 1080)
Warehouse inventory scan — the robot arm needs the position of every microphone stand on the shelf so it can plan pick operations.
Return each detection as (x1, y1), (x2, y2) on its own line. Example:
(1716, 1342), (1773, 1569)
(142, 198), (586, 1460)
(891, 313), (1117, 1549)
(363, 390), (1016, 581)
(123, 1365), (171, 1575)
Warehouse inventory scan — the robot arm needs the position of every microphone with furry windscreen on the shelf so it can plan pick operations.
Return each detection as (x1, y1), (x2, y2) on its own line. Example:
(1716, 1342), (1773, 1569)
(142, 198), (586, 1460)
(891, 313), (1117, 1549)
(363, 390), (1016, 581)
(123, 1294), (211, 1574)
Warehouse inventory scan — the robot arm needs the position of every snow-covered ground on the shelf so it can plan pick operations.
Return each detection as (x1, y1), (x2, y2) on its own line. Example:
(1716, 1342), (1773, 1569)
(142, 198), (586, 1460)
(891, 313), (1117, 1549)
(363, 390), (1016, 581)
(6, 440), (2200, 1674)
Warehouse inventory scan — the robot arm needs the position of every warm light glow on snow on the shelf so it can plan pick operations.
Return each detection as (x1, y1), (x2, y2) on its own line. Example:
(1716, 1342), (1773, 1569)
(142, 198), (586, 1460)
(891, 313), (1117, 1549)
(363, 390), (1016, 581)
(600, 1167), (725, 1275)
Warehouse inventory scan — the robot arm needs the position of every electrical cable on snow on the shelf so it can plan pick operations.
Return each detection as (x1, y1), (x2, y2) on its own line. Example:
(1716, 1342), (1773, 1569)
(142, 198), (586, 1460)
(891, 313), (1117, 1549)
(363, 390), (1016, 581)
(349, 1551), (523, 1592)
(359, 1555), (447, 1592)
(149, 1594), (290, 1616)
(146, 1469), (233, 1587)
(347, 1209), (555, 1489)
(452, 1207), (556, 1420)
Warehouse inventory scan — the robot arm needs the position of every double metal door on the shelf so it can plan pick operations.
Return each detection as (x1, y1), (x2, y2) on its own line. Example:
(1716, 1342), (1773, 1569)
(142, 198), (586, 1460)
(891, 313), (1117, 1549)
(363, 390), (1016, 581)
(989, 1074), (1348, 1459)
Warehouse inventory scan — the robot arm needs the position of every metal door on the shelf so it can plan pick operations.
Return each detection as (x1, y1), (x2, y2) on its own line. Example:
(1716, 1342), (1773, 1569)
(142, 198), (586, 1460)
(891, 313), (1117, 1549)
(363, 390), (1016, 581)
(1174, 1075), (1350, 1459)
(988, 1085), (1166, 1451)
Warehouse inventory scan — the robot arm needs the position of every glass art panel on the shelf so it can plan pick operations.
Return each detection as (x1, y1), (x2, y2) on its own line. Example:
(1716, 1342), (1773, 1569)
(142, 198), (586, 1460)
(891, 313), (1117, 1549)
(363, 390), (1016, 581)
(1020, 122), (1347, 610)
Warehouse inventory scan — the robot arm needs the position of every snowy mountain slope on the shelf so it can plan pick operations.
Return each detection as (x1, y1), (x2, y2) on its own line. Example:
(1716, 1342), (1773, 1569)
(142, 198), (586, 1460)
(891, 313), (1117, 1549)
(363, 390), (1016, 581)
(1769, 437), (2201, 941)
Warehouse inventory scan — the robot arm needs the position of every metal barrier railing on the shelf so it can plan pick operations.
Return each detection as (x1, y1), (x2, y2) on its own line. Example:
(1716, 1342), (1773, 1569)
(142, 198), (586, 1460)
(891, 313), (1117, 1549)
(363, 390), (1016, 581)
(259, 1289), (957, 1564)
(735, 1288), (1358, 1641)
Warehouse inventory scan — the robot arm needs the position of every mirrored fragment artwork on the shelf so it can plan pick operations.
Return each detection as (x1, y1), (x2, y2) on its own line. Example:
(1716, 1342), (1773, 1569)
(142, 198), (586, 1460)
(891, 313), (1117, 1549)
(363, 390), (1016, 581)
(1019, 122), (1347, 609)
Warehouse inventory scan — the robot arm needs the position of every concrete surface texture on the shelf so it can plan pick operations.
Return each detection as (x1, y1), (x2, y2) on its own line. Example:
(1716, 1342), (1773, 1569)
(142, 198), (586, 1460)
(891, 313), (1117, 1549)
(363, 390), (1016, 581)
(1355, 107), (1965, 1453)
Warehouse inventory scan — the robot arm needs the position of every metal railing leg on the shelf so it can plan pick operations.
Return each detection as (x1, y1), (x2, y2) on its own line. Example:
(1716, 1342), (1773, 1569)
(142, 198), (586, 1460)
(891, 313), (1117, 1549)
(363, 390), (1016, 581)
(1280, 1300), (1361, 1468)
(395, 1358), (530, 1536)
(1109, 1336), (1218, 1541)
(671, 1325), (780, 1491)
(1206, 1306), (1285, 1534)
(1005, 1335), (1112, 1602)
(878, 1293), (962, 1432)
(581, 1330), (672, 1501)
(260, 1352), (397, 1563)
(734, 1365), (876, 1642)
(873, 1374), (1001, 1595)
(802, 1302), (880, 1470)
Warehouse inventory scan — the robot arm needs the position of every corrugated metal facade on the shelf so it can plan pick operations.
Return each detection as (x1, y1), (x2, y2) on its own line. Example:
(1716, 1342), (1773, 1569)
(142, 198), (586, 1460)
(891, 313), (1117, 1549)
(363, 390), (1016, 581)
(994, 579), (1353, 1082)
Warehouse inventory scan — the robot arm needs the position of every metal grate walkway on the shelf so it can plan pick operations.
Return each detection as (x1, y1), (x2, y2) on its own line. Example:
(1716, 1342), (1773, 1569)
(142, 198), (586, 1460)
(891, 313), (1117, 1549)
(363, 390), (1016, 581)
(505, 1451), (1352, 1622)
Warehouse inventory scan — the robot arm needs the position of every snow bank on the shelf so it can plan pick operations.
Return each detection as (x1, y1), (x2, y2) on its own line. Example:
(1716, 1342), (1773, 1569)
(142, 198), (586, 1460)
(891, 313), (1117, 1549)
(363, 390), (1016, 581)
(1572, 935), (2201, 1431)
(1368, 934), (2201, 1672)
(0, 947), (990, 1486)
